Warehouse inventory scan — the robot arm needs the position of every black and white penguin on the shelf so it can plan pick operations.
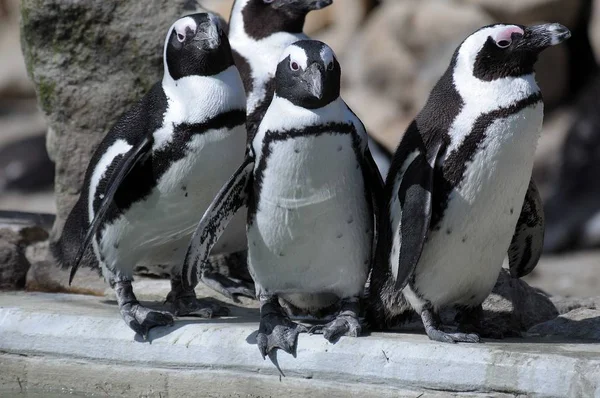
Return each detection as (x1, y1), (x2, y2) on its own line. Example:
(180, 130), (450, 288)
(368, 23), (571, 343)
(183, 40), (383, 357)
(51, 13), (250, 338)
(227, 0), (392, 178)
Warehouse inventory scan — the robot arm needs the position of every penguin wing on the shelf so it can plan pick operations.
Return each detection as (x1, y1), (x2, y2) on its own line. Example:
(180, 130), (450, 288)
(508, 178), (545, 278)
(384, 123), (442, 291)
(359, 146), (385, 268)
(69, 136), (153, 285)
(182, 155), (254, 290)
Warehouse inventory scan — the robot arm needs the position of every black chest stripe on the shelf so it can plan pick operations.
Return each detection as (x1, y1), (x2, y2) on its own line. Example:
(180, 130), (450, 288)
(430, 92), (543, 229)
(248, 122), (362, 223)
(99, 109), (246, 225)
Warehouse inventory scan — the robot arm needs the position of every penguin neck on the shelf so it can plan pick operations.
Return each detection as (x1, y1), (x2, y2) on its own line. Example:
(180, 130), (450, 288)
(453, 52), (540, 111)
(161, 65), (246, 123)
(259, 94), (347, 135)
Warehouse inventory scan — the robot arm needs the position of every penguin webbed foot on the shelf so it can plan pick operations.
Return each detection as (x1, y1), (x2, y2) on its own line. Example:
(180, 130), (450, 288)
(168, 277), (230, 318)
(168, 293), (230, 318)
(309, 299), (362, 343)
(257, 296), (308, 358)
(201, 272), (256, 302)
(114, 280), (174, 339)
(119, 302), (174, 340)
(421, 305), (480, 344)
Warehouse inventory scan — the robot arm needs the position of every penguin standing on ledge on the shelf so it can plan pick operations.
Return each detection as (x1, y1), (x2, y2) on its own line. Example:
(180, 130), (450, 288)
(52, 13), (249, 338)
(183, 40), (383, 357)
(227, 0), (392, 178)
(368, 23), (571, 343)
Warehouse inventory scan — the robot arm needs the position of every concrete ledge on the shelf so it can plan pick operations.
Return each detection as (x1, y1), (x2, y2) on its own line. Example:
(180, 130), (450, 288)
(1, 292), (600, 397)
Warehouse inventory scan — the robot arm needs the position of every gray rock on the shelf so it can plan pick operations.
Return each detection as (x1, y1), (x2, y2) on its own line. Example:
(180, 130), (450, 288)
(550, 296), (600, 314)
(0, 212), (49, 290)
(439, 269), (559, 337)
(482, 269), (558, 332)
(20, 0), (208, 242)
(528, 308), (600, 340)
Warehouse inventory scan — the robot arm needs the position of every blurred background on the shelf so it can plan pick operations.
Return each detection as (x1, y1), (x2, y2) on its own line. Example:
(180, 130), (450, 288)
(1, 0), (598, 297)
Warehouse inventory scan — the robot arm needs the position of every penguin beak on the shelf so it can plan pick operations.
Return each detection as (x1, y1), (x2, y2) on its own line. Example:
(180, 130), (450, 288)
(274, 0), (333, 12)
(521, 23), (571, 51)
(303, 63), (323, 100)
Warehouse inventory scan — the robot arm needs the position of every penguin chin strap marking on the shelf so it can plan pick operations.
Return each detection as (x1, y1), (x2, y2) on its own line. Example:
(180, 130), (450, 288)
(114, 280), (174, 340)
(256, 294), (308, 360)
(420, 303), (480, 344)
(308, 297), (362, 343)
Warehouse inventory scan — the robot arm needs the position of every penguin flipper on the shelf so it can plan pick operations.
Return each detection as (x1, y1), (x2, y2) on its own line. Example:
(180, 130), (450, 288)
(69, 136), (153, 285)
(359, 146), (384, 269)
(182, 155), (254, 291)
(508, 178), (545, 278)
(386, 124), (443, 291)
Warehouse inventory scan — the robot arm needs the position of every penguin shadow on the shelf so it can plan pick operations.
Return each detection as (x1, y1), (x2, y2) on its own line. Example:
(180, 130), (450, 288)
(100, 297), (261, 343)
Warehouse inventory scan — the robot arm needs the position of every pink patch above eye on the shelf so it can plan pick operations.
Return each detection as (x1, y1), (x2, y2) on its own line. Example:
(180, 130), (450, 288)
(494, 26), (524, 44)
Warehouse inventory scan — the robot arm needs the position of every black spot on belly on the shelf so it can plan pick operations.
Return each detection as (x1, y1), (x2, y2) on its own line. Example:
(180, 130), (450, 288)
(510, 208), (514, 215)
(113, 242), (119, 249)
(181, 185), (187, 191)
(279, 252), (285, 257)
(185, 192), (188, 197)
(364, 259), (369, 265)
(462, 236), (467, 243)
(446, 228), (452, 235)
(470, 294), (477, 300)
(337, 233), (343, 239)
(173, 248), (178, 252)
(347, 217), (354, 224)
(337, 146), (343, 152)
(294, 148), (300, 154)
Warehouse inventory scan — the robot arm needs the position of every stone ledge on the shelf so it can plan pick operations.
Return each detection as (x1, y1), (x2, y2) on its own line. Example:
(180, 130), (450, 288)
(0, 292), (599, 397)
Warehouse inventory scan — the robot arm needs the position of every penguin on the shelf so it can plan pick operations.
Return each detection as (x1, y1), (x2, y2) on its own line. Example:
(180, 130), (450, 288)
(183, 40), (383, 357)
(367, 23), (571, 343)
(51, 13), (250, 338)
(227, 0), (392, 179)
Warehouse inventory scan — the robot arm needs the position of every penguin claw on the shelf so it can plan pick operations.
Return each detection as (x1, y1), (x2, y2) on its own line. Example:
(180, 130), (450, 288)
(309, 314), (362, 343)
(119, 302), (174, 340)
(256, 314), (308, 358)
(201, 272), (256, 302)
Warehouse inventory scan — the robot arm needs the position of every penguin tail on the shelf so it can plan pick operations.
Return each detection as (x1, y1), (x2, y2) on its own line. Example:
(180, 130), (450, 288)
(49, 200), (100, 276)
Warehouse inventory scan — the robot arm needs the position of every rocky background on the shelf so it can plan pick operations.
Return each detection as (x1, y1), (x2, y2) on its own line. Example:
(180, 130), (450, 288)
(0, 0), (598, 337)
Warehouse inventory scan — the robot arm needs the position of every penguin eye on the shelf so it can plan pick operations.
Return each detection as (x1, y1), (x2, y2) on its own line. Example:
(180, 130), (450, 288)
(327, 62), (334, 71)
(496, 39), (511, 49)
(177, 33), (186, 43)
(290, 61), (300, 71)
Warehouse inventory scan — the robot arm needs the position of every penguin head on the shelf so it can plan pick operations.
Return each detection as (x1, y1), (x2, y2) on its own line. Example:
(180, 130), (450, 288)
(457, 23), (571, 81)
(235, 0), (332, 38)
(274, 40), (341, 109)
(164, 13), (234, 80)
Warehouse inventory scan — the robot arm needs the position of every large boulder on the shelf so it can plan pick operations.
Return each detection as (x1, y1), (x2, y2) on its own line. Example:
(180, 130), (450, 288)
(20, 0), (208, 242)
(528, 308), (600, 340)
(343, 0), (494, 149)
(462, 0), (582, 29)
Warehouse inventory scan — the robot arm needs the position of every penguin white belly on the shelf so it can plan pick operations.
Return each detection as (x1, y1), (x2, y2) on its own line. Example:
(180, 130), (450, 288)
(248, 134), (371, 301)
(98, 126), (246, 278)
(405, 105), (543, 311)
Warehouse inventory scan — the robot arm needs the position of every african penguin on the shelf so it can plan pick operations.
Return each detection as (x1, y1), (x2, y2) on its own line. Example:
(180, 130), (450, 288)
(183, 40), (383, 357)
(227, 0), (392, 179)
(367, 23), (571, 343)
(51, 13), (250, 338)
